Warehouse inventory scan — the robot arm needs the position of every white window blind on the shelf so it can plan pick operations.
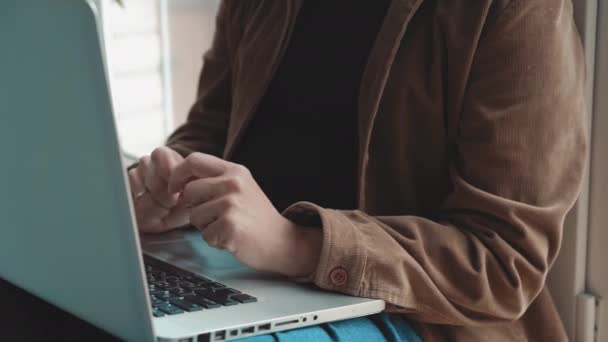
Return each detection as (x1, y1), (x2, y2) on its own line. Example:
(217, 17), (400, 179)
(99, 0), (219, 157)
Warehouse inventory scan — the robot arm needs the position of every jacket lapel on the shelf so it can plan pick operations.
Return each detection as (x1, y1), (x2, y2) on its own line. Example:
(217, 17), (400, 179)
(223, 0), (304, 159)
(357, 0), (424, 208)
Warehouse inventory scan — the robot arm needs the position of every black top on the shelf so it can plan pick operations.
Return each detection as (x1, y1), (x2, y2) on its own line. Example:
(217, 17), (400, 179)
(232, 1), (389, 212)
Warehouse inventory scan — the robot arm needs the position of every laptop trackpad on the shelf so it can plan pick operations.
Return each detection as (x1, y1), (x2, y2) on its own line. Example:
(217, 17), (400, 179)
(140, 227), (248, 274)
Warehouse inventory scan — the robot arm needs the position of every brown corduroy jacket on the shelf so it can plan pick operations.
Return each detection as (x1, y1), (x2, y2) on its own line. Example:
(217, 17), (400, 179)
(166, 0), (587, 340)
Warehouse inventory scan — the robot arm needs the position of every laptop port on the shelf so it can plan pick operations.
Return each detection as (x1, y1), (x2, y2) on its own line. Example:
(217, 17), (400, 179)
(229, 330), (239, 337)
(197, 333), (211, 342)
(258, 323), (271, 332)
(241, 326), (255, 335)
(214, 330), (226, 341)
(275, 319), (299, 327)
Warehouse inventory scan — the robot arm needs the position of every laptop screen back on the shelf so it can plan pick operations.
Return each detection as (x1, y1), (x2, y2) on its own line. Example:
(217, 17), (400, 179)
(0, 1), (154, 341)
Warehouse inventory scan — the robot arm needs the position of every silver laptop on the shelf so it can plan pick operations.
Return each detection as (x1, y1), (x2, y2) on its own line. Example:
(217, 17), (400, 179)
(0, 1), (384, 341)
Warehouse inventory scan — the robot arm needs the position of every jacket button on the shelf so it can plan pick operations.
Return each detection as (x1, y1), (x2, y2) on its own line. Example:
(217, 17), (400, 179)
(329, 267), (348, 286)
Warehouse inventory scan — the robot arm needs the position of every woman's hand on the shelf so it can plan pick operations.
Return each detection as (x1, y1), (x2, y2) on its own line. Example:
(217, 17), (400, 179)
(128, 147), (189, 233)
(169, 152), (322, 277)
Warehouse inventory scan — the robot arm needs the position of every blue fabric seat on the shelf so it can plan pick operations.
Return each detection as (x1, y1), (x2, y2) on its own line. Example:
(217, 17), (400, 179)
(237, 313), (420, 342)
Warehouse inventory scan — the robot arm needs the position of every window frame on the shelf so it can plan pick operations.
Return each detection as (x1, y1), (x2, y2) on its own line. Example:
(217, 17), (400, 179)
(586, 0), (608, 340)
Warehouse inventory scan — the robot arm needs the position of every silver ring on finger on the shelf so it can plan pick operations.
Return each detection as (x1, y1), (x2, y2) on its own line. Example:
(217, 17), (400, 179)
(134, 189), (147, 202)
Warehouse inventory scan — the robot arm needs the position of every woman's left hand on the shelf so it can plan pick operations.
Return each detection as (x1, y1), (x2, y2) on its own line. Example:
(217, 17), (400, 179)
(169, 152), (322, 277)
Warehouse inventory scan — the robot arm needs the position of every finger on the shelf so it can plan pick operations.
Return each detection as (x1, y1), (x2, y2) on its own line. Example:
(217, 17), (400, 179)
(144, 160), (179, 209)
(202, 218), (237, 254)
(189, 196), (233, 231)
(137, 155), (151, 191)
(181, 177), (239, 208)
(138, 219), (167, 234)
(201, 218), (235, 252)
(162, 201), (190, 229)
(169, 153), (231, 193)
(151, 147), (183, 181)
(135, 194), (170, 223)
(128, 168), (145, 198)
(201, 222), (222, 248)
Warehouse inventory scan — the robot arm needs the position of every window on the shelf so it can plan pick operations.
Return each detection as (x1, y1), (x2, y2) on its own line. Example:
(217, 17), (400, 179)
(98, 0), (220, 157)
(586, 1), (608, 340)
(546, 1), (608, 341)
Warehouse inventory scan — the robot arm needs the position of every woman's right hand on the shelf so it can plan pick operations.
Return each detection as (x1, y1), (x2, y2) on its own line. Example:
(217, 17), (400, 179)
(128, 146), (189, 233)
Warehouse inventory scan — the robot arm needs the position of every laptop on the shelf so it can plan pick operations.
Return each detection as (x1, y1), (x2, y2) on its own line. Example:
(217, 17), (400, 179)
(0, 1), (384, 341)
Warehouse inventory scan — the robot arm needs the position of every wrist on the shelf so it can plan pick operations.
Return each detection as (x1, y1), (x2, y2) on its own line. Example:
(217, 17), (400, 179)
(275, 219), (322, 278)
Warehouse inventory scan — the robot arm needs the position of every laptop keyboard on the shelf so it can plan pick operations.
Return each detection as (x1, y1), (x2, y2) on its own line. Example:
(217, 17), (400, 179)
(144, 255), (257, 317)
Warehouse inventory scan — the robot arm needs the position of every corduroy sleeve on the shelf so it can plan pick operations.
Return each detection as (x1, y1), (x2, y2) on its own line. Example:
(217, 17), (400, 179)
(284, 0), (586, 325)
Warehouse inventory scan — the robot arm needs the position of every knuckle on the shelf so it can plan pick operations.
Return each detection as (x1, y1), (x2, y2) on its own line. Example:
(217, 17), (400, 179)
(150, 147), (165, 162)
(234, 164), (250, 176)
(220, 195), (238, 210)
(224, 176), (243, 192)
(185, 153), (201, 166)
(139, 155), (151, 167)
(170, 148), (184, 161)
(221, 212), (238, 230)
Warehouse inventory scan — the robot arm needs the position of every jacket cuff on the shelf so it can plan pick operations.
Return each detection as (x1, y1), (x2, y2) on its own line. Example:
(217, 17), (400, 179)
(282, 202), (367, 295)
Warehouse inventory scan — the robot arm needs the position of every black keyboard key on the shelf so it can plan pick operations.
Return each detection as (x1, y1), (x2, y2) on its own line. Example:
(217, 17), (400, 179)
(198, 295), (237, 306)
(170, 288), (194, 296)
(155, 291), (179, 300)
(154, 282), (172, 290)
(195, 289), (239, 306)
(219, 298), (239, 306)
(193, 277), (212, 284)
(169, 298), (203, 312)
(149, 289), (166, 296)
(183, 275), (212, 283)
(160, 285), (179, 291)
(152, 309), (165, 317)
(193, 284), (213, 291)
(183, 295), (222, 309)
(150, 270), (166, 277)
(193, 282), (224, 291)
(151, 296), (165, 305)
(193, 289), (215, 299)
(231, 294), (258, 304)
(164, 276), (180, 284)
(144, 257), (248, 309)
(156, 303), (184, 315)
(214, 288), (240, 297)
(195, 288), (238, 300)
